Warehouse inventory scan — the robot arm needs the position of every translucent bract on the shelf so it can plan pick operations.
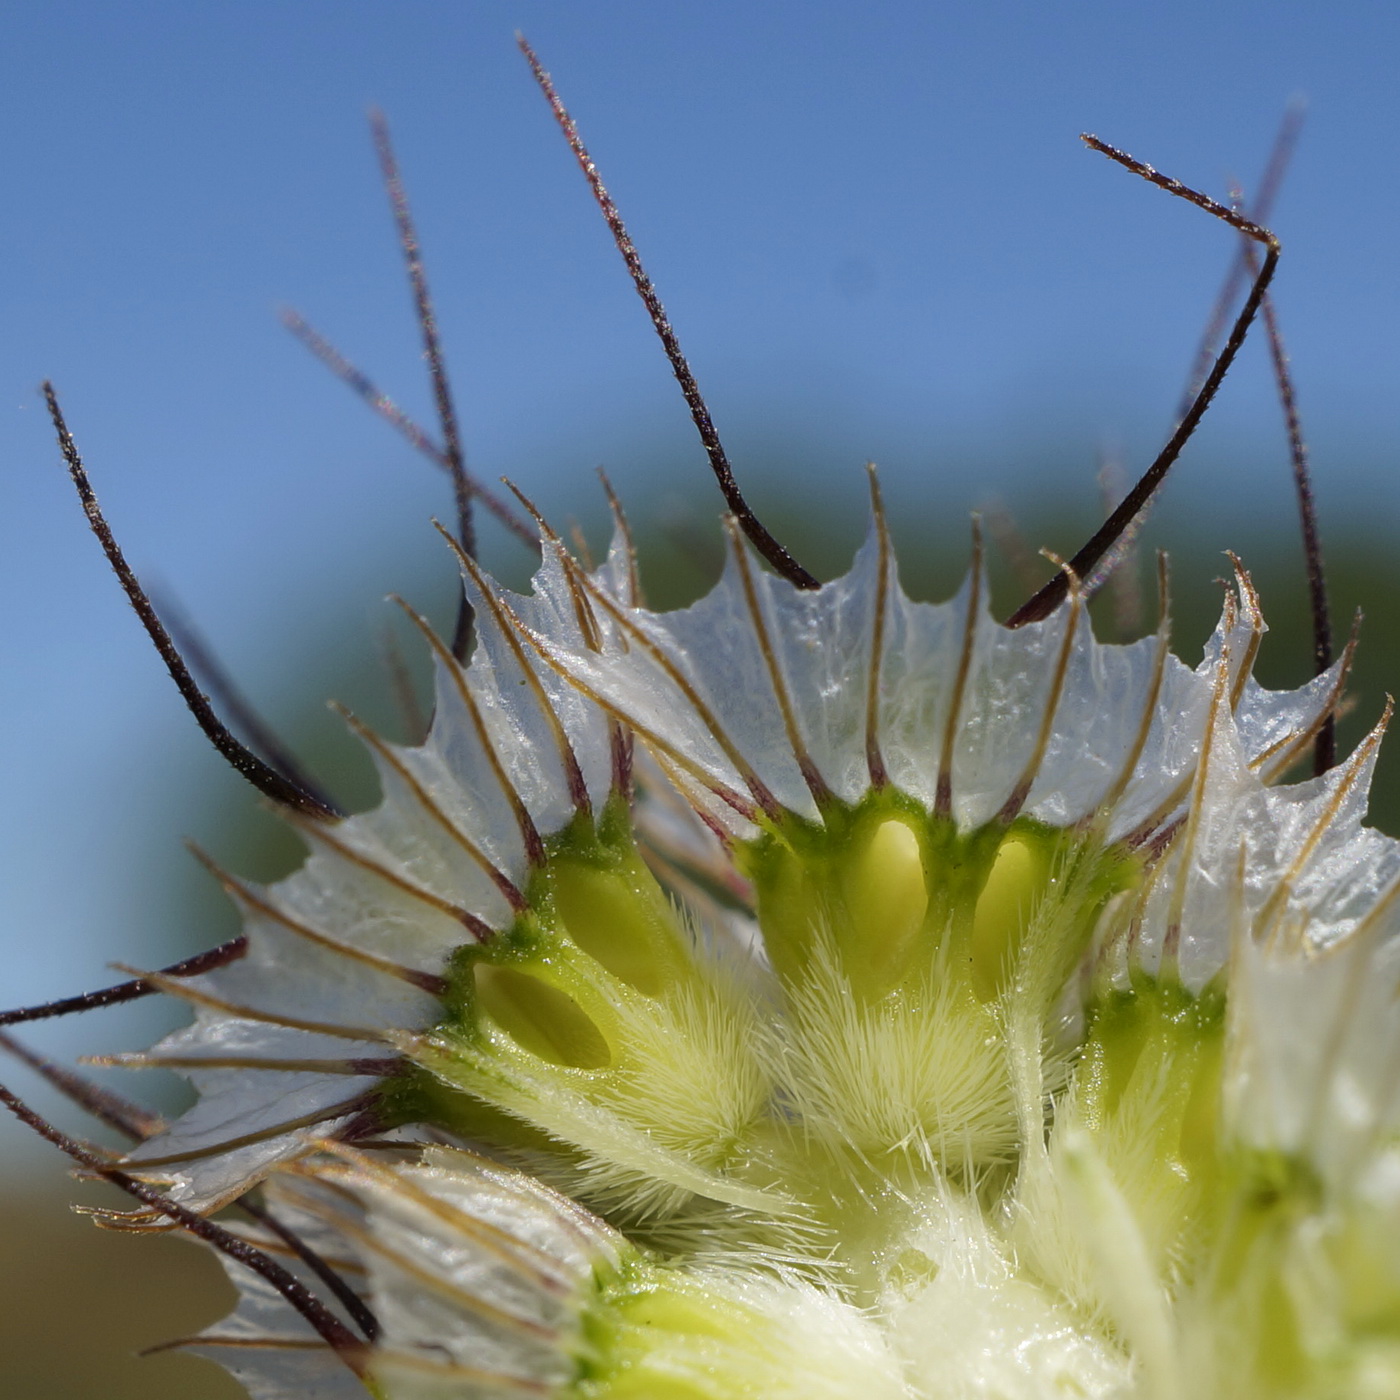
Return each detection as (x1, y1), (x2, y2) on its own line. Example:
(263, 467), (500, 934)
(97, 502), (1400, 1399)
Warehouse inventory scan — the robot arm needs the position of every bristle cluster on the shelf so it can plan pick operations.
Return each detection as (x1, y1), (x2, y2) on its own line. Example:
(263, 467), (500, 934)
(5, 506), (1380, 1398)
(9, 44), (1392, 1400)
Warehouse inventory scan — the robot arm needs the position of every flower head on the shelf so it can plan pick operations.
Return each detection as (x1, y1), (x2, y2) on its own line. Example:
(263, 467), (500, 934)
(75, 504), (1399, 1400)
(8, 44), (1400, 1400)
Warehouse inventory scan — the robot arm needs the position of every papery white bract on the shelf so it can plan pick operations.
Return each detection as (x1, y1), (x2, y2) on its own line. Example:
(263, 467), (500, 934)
(88, 492), (1400, 1399)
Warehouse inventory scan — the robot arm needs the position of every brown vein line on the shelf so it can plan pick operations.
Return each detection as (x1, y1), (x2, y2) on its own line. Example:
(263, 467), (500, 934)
(936, 519), (984, 818)
(159, 1335), (335, 1354)
(1091, 554), (1174, 827)
(502, 481), (605, 651)
(1224, 556), (1265, 712)
(287, 1191), (558, 1341)
(498, 487), (637, 801)
(490, 621), (759, 823)
(391, 596), (546, 868)
(1162, 648), (1234, 972)
(864, 465), (893, 788)
(110, 965), (391, 1044)
(1256, 700), (1392, 951)
(557, 547), (783, 818)
(285, 807), (495, 937)
(437, 525), (592, 816)
(723, 519), (832, 808)
(191, 847), (449, 996)
(597, 468), (642, 606)
(998, 568), (1082, 824)
(91, 1054), (401, 1076)
(375, 1348), (552, 1391)
(309, 1145), (573, 1291)
(119, 1095), (374, 1170)
(1254, 614), (1361, 785)
(336, 704), (526, 914)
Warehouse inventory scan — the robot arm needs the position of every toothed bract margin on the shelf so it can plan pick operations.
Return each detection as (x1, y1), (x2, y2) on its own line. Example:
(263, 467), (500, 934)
(116, 513), (1400, 1399)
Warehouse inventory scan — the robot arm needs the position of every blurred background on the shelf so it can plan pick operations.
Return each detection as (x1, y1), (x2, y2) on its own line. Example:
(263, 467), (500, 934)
(3, 1), (1399, 1393)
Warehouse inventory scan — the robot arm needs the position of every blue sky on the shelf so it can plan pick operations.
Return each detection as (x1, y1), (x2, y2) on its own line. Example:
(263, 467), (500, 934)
(3, 0), (1399, 1159)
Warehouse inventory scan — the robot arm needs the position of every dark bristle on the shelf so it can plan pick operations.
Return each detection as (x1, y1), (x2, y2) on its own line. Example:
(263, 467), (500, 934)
(0, 935), (247, 1027)
(280, 308), (537, 549)
(1256, 279), (1334, 772)
(1219, 114), (1332, 771)
(517, 34), (819, 592)
(239, 1196), (381, 1343)
(0, 1083), (368, 1375)
(0, 1031), (163, 1140)
(42, 384), (343, 820)
(1079, 106), (1306, 611)
(151, 584), (338, 813)
(369, 110), (477, 662)
(1176, 101), (1305, 420)
(1007, 138), (1280, 628)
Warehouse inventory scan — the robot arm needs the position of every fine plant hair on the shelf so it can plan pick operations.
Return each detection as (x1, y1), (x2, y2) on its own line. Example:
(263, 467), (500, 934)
(3, 38), (1344, 1391)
